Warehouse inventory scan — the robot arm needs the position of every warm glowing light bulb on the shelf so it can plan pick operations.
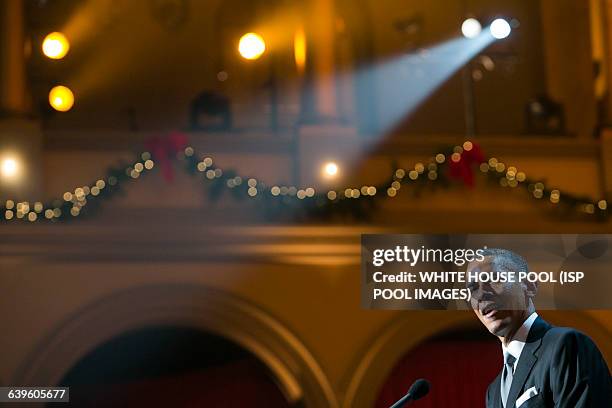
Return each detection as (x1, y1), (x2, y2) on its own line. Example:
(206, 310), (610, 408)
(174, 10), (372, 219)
(239, 33), (266, 60)
(294, 27), (307, 72)
(49, 85), (74, 112)
(1, 158), (18, 179)
(461, 18), (482, 39)
(324, 162), (338, 177)
(42, 32), (70, 59)
(490, 18), (511, 39)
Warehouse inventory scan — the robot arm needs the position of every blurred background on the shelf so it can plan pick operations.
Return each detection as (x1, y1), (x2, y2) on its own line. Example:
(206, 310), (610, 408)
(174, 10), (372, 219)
(0, 0), (611, 407)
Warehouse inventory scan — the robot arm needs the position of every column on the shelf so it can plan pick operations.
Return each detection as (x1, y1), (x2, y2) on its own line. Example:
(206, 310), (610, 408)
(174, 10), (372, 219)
(300, 0), (339, 122)
(601, 129), (612, 197)
(600, 0), (612, 125)
(0, 0), (41, 202)
(0, 0), (28, 116)
(540, 0), (597, 138)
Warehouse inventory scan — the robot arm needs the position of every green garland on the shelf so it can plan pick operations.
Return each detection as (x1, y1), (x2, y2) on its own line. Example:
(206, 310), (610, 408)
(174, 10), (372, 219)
(0, 141), (609, 223)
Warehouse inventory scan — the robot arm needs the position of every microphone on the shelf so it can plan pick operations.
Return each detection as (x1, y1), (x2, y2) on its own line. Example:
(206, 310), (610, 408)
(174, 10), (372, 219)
(389, 378), (430, 408)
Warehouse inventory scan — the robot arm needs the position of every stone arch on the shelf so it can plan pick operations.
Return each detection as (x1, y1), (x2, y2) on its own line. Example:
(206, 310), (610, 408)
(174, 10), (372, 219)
(12, 284), (338, 408)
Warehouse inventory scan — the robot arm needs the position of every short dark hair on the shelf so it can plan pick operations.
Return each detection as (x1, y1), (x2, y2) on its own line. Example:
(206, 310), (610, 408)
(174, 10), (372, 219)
(481, 248), (529, 273)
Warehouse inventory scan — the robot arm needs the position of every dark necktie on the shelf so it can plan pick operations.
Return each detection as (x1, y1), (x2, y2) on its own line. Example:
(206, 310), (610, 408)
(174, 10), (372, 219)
(501, 352), (516, 407)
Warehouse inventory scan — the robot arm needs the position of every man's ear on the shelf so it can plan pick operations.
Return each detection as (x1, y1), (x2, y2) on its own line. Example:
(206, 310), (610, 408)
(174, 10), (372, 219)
(523, 280), (538, 299)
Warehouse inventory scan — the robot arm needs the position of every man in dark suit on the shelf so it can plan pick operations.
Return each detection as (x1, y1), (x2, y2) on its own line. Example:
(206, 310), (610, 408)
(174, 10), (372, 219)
(466, 248), (611, 407)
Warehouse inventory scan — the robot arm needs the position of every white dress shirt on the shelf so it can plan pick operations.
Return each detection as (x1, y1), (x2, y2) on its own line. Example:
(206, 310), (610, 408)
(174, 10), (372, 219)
(501, 311), (539, 374)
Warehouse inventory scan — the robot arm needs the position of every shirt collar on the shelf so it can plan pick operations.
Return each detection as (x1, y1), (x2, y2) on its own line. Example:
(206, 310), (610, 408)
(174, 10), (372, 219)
(502, 312), (538, 364)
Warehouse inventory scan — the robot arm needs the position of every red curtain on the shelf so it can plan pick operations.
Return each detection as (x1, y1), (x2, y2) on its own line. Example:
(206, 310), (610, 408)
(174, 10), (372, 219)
(68, 359), (291, 407)
(375, 338), (501, 408)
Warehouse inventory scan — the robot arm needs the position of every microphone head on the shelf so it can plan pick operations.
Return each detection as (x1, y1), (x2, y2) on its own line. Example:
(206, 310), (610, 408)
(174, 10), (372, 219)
(407, 378), (430, 400)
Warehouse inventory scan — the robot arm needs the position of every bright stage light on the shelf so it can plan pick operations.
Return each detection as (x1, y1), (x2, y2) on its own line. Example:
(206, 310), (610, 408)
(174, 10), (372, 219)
(49, 85), (74, 112)
(238, 33), (266, 60)
(294, 27), (307, 72)
(1, 157), (19, 179)
(42, 32), (70, 59)
(461, 18), (482, 39)
(323, 162), (338, 177)
(490, 18), (511, 39)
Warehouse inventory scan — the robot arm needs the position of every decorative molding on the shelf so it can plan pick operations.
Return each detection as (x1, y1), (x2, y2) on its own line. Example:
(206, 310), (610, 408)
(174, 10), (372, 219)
(1, 216), (611, 264)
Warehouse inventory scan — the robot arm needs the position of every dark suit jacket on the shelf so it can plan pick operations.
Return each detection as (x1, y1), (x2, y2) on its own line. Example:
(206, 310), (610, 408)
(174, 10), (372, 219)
(485, 317), (612, 408)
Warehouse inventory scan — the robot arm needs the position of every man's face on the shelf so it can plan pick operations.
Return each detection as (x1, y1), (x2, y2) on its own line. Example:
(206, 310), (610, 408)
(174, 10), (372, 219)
(466, 257), (530, 338)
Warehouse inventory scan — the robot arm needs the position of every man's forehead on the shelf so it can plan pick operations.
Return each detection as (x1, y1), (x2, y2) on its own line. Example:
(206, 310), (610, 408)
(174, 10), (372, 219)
(467, 256), (495, 271)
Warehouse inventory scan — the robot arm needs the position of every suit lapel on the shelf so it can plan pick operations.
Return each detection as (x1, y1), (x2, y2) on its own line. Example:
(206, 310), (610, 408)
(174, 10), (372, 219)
(505, 317), (551, 407)
(506, 348), (537, 407)
(492, 374), (503, 408)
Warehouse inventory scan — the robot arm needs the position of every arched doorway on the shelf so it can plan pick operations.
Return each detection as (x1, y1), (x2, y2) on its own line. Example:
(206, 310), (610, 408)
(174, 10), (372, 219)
(50, 326), (293, 407)
(13, 284), (337, 408)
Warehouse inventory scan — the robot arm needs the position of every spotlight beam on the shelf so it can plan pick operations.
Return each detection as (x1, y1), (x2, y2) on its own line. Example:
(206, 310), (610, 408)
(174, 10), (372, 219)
(292, 32), (495, 191)
(372, 33), (495, 134)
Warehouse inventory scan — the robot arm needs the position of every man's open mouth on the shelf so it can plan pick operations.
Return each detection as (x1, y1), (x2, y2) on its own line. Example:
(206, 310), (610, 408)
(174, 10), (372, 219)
(481, 303), (498, 317)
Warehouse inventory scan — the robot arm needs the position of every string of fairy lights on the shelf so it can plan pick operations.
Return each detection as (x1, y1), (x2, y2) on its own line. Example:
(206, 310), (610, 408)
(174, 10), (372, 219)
(17, 24), (604, 221)
(0, 141), (608, 224)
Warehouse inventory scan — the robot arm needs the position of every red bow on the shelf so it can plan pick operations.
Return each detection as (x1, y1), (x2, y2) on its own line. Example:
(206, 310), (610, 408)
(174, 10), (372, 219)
(448, 142), (485, 187)
(144, 131), (189, 182)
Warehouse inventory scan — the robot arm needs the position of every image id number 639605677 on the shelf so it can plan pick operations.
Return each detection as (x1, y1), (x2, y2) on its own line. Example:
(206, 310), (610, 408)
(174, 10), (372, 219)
(0, 387), (69, 403)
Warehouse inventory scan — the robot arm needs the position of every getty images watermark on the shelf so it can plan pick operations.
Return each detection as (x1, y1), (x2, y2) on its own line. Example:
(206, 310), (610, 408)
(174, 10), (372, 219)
(361, 234), (611, 310)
